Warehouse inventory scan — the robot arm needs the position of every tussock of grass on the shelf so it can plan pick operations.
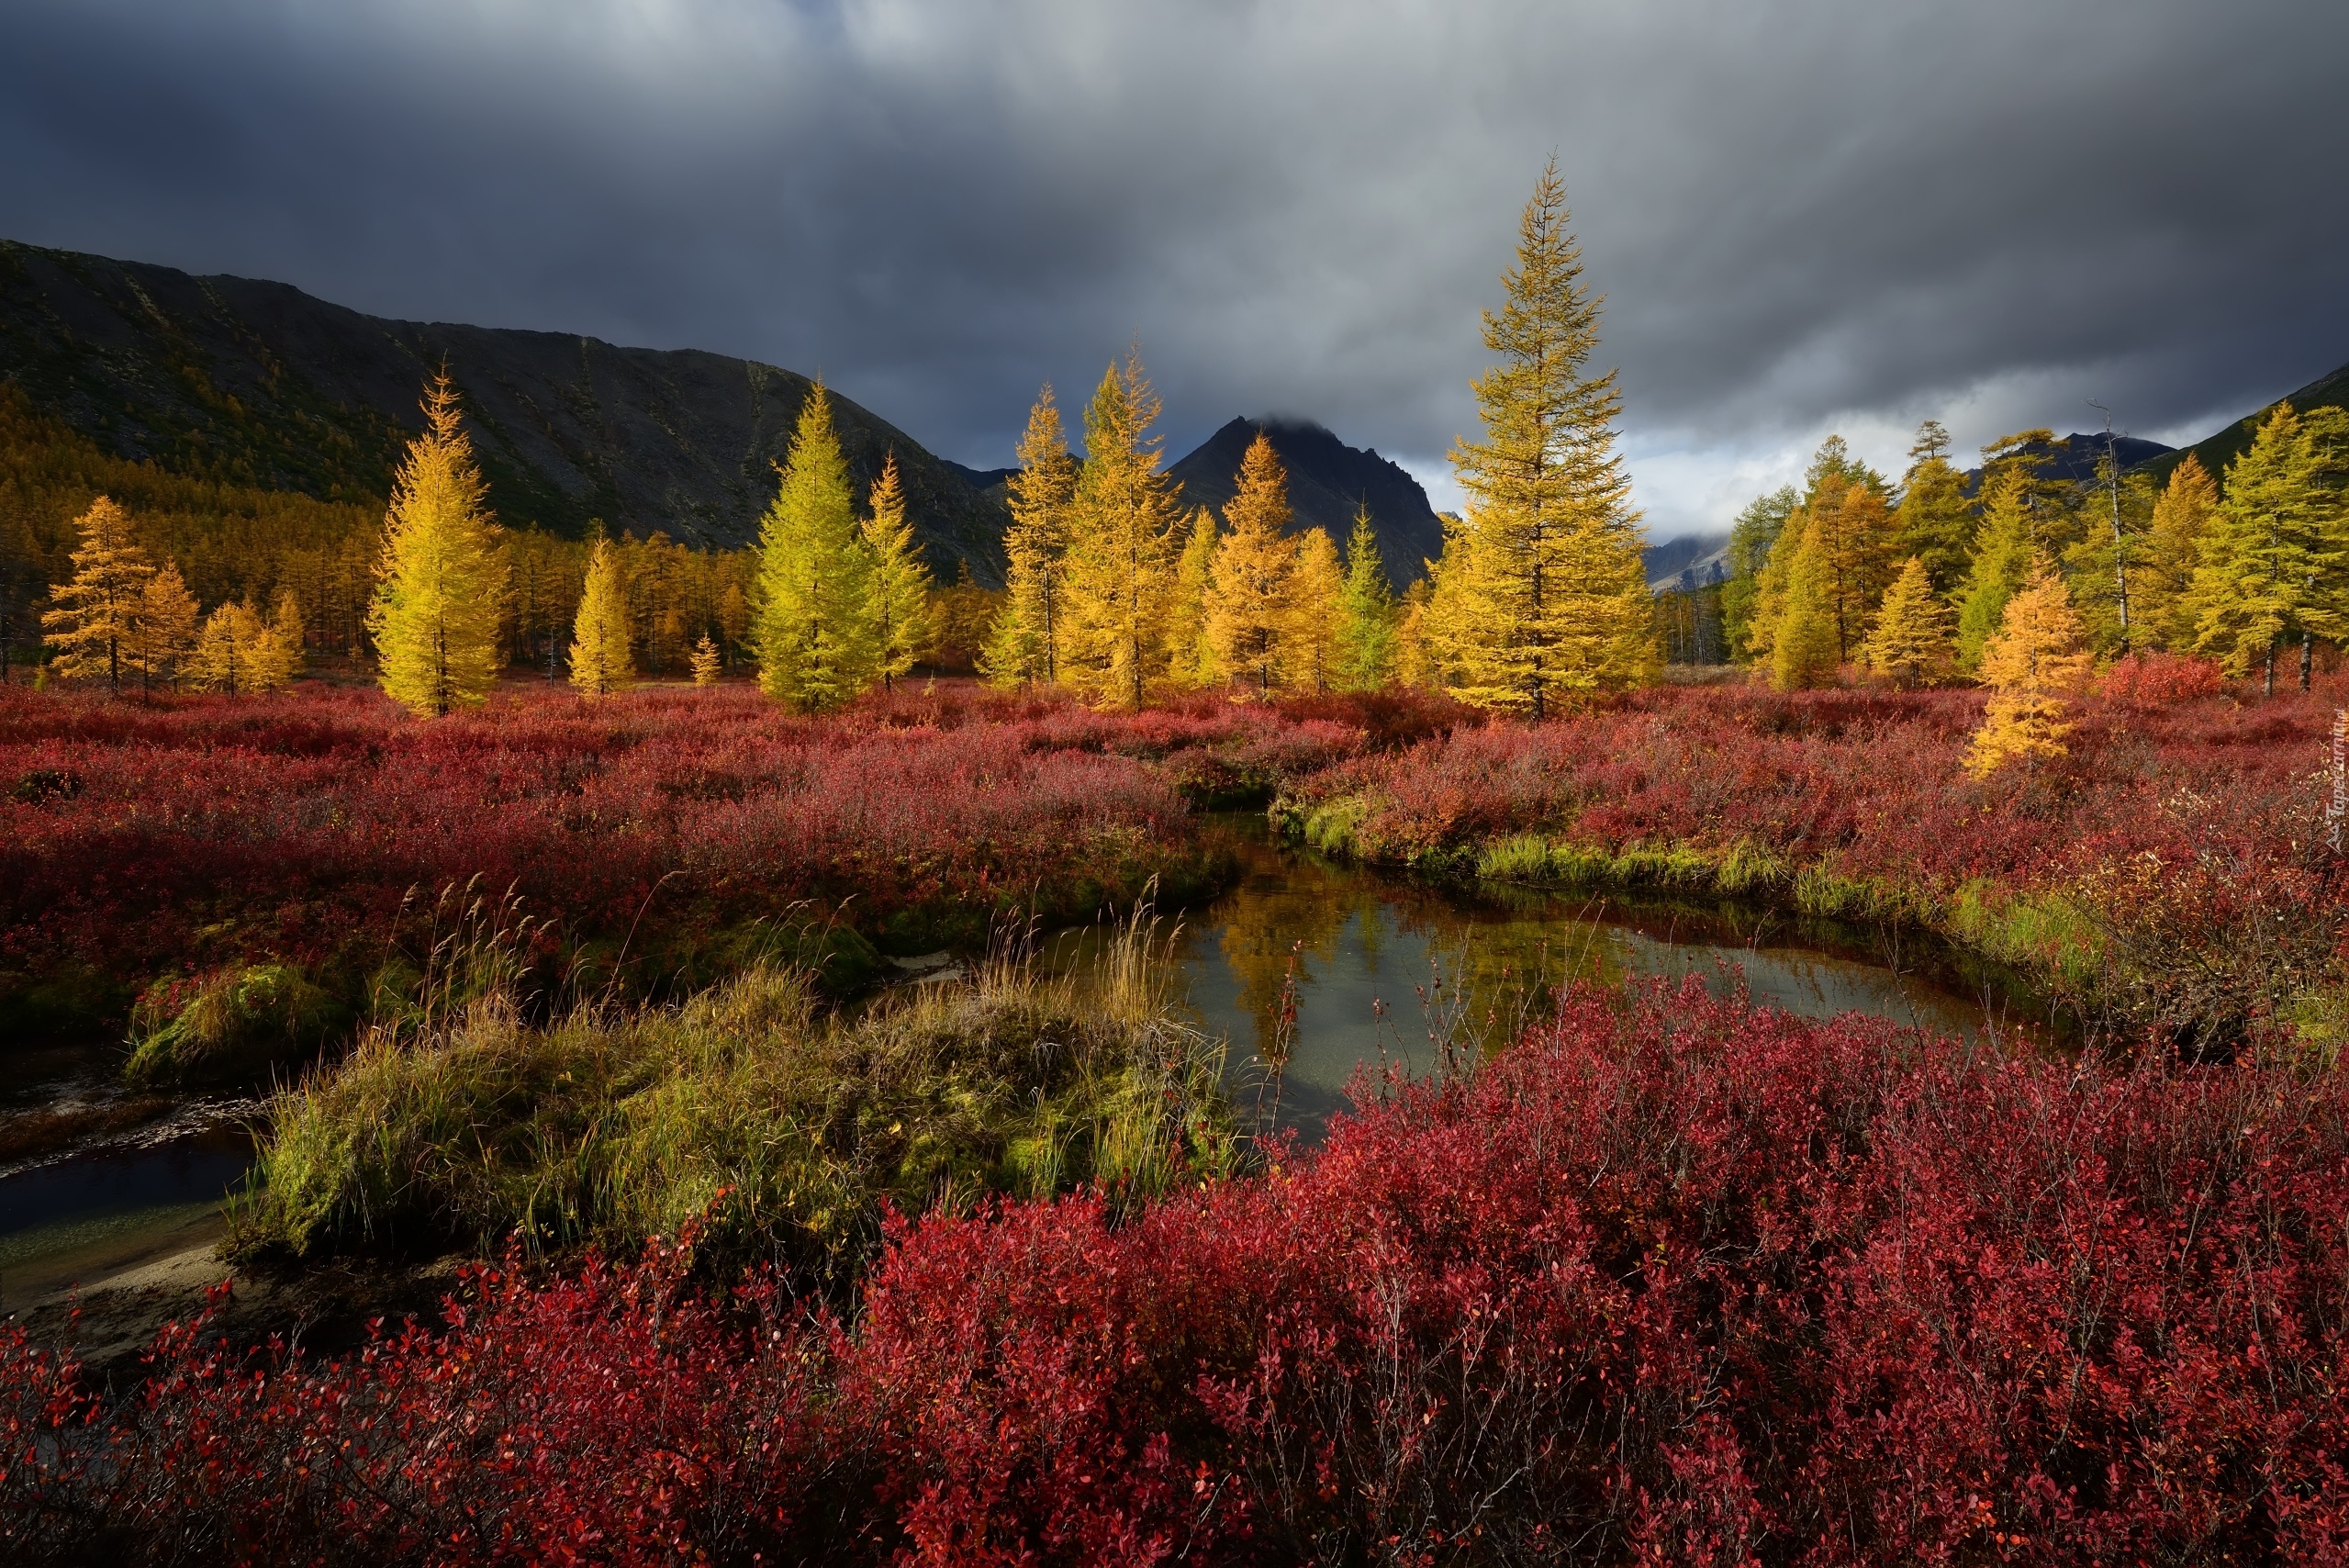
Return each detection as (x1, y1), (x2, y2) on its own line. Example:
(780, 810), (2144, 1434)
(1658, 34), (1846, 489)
(228, 926), (1241, 1285)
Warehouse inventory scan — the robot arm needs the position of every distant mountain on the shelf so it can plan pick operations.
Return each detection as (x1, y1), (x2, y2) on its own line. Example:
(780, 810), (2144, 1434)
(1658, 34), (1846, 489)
(1644, 532), (1731, 594)
(1960, 431), (2175, 491)
(2132, 358), (2349, 487)
(0, 241), (1009, 577)
(1166, 417), (1442, 589)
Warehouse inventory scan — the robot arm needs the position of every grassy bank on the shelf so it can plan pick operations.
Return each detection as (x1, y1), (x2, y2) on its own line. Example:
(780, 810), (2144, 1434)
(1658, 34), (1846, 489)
(227, 922), (1244, 1285)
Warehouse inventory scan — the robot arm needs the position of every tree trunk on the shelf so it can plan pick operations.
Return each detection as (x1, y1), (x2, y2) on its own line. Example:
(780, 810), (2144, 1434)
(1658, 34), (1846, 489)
(2303, 632), (2315, 691)
(2265, 636), (2276, 700)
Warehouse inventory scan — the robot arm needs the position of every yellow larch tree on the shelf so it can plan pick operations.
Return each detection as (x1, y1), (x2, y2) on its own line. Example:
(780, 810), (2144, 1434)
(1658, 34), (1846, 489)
(568, 538), (633, 698)
(981, 386), (1080, 689)
(1953, 466), (2039, 672)
(753, 383), (877, 712)
(1163, 507), (1220, 690)
(1811, 474), (1900, 661)
(129, 561), (201, 695)
(256, 590), (305, 689)
(1202, 431), (1299, 696)
(193, 600), (296, 694)
(1333, 508), (1398, 691)
(689, 633), (722, 686)
(1287, 526), (1346, 693)
(1060, 353), (1182, 710)
(2134, 455), (2219, 653)
(42, 496), (153, 691)
(860, 454), (935, 695)
(2186, 403), (2349, 695)
(1435, 160), (1651, 715)
(1893, 420), (1975, 598)
(368, 373), (509, 717)
(1768, 514), (1840, 690)
(1965, 560), (2094, 778)
(1862, 556), (1953, 689)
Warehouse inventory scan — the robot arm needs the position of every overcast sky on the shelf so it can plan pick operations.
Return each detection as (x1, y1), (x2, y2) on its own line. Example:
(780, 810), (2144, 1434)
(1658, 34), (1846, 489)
(6, 0), (2346, 537)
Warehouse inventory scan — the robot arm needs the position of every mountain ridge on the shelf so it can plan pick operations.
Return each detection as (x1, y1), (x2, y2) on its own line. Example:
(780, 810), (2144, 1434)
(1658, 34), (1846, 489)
(0, 240), (1011, 577)
(1165, 416), (1441, 589)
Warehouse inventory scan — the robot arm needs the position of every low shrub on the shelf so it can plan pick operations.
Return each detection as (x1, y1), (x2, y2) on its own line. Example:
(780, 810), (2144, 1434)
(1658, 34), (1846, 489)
(16, 983), (2349, 1562)
(227, 931), (1242, 1285)
(124, 963), (351, 1085)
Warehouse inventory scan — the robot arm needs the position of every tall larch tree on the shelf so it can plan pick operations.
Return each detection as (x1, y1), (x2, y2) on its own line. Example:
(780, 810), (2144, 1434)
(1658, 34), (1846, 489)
(754, 383), (877, 712)
(368, 373), (509, 717)
(1060, 353), (1181, 711)
(982, 386), (1080, 689)
(1965, 560), (2094, 777)
(2062, 457), (2156, 656)
(1287, 527), (1346, 694)
(2188, 403), (2348, 695)
(2134, 455), (2219, 652)
(1163, 507), (1221, 689)
(861, 454), (935, 695)
(1438, 160), (1650, 715)
(1721, 486), (1797, 662)
(568, 538), (633, 698)
(1893, 420), (1974, 598)
(1809, 471), (1900, 661)
(130, 561), (200, 695)
(1862, 556), (1953, 689)
(1953, 467), (2039, 672)
(1768, 515), (1840, 690)
(42, 496), (153, 691)
(1202, 431), (1300, 695)
(193, 599), (296, 694)
(1334, 507), (1398, 690)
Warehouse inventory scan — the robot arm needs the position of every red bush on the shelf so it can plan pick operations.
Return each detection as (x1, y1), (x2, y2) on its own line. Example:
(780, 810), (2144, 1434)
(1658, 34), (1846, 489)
(16, 989), (2349, 1563)
(2101, 650), (2225, 705)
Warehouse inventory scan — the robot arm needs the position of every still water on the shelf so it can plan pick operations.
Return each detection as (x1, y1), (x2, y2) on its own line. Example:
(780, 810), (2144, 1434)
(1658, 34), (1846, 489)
(2, 820), (2020, 1300)
(1086, 819), (2003, 1139)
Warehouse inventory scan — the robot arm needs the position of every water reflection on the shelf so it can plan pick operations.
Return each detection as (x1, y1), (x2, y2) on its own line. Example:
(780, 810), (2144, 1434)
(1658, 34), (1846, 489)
(1117, 821), (1996, 1140)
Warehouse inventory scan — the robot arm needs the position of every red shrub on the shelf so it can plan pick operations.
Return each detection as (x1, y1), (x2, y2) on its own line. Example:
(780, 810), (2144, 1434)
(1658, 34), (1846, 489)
(18, 990), (2349, 1563)
(2101, 650), (2225, 705)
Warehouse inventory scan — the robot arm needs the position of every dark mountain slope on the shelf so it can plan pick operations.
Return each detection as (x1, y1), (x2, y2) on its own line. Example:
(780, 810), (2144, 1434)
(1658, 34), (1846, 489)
(1166, 417), (1442, 588)
(2132, 358), (2349, 487)
(0, 241), (1007, 575)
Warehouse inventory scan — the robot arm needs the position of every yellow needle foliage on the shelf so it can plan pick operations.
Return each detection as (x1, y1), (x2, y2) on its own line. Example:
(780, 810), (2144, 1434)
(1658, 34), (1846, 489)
(1862, 556), (1953, 689)
(1287, 527), (1344, 694)
(2186, 402), (2349, 695)
(981, 386), (1079, 690)
(2134, 455), (2218, 653)
(1767, 513), (1840, 691)
(1162, 507), (1220, 690)
(689, 633), (722, 686)
(1060, 353), (1181, 711)
(1203, 431), (1299, 696)
(129, 560), (201, 695)
(1436, 160), (1651, 715)
(1965, 561), (2093, 778)
(368, 374), (509, 717)
(1333, 509), (1397, 692)
(568, 539), (633, 698)
(42, 495), (153, 690)
(754, 383), (877, 712)
(193, 597), (299, 694)
(861, 454), (936, 695)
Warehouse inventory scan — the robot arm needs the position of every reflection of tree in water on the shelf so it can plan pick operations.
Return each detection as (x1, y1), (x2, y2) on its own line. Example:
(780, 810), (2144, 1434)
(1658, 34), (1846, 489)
(1216, 855), (1370, 1062)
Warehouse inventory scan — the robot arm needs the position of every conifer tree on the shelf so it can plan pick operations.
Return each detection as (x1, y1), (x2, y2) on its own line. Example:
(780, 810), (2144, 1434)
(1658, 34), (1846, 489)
(1893, 420), (1974, 597)
(1965, 561), (2094, 777)
(130, 561), (201, 695)
(1768, 515), (1840, 690)
(1862, 556), (1953, 688)
(2187, 403), (2348, 696)
(861, 454), (935, 695)
(689, 633), (721, 686)
(1060, 353), (1181, 710)
(1437, 161), (1650, 715)
(717, 582), (751, 662)
(256, 589), (306, 689)
(569, 539), (633, 698)
(1163, 507), (1220, 689)
(1288, 526), (1346, 693)
(1953, 467), (2038, 671)
(193, 600), (285, 694)
(42, 496), (153, 690)
(1721, 486), (1797, 661)
(1394, 577), (1438, 690)
(1203, 431), (1299, 695)
(368, 373), (509, 717)
(2062, 459), (2155, 656)
(1811, 472), (1900, 661)
(754, 383), (876, 712)
(981, 386), (1080, 690)
(1334, 507), (1398, 690)
(2134, 455), (2219, 652)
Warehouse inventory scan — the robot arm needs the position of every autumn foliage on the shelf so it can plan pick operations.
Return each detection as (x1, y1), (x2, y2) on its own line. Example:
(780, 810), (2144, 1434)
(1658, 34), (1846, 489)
(9, 983), (2348, 1562)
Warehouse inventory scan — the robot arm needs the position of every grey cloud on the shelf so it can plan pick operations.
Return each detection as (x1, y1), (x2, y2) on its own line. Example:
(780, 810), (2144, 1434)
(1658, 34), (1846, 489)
(2, 0), (2344, 535)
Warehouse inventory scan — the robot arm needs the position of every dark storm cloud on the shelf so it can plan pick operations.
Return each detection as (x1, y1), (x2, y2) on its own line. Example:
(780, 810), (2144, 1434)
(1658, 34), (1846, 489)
(4, 0), (2346, 533)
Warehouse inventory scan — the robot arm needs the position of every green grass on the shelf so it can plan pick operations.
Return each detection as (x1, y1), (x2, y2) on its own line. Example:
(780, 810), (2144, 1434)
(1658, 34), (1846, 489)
(227, 924), (1243, 1285)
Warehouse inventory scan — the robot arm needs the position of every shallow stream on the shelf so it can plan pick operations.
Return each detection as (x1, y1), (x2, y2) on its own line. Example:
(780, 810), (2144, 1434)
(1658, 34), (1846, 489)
(1, 817), (2042, 1305)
